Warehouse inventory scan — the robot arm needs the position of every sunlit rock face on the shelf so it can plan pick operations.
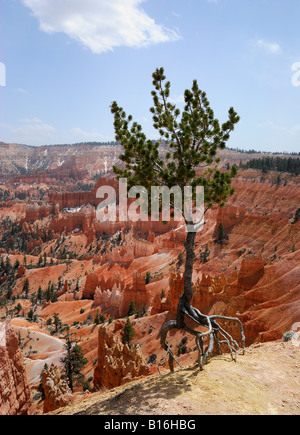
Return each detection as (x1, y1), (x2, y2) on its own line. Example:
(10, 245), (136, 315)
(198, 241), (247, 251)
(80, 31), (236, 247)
(0, 319), (32, 415)
(93, 324), (150, 390)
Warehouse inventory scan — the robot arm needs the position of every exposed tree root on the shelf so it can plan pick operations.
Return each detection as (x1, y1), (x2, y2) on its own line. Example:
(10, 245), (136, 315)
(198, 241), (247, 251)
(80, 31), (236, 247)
(160, 298), (246, 373)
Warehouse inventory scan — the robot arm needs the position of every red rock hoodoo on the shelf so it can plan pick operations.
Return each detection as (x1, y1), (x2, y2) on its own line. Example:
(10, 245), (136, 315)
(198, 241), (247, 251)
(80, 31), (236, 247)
(0, 319), (32, 415)
(94, 325), (150, 390)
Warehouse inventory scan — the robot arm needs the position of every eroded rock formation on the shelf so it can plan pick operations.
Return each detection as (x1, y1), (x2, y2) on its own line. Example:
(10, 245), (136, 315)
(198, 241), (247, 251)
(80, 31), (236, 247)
(94, 325), (150, 390)
(42, 364), (74, 414)
(119, 271), (150, 318)
(0, 319), (32, 415)
(89, 270), (150, 318)
(238, 255), (265, 289)
(215, 205), (246, 234)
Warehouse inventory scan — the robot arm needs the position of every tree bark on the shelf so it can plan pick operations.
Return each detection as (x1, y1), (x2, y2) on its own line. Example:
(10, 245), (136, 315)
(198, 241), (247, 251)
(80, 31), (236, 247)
(177, 224), (196, 329)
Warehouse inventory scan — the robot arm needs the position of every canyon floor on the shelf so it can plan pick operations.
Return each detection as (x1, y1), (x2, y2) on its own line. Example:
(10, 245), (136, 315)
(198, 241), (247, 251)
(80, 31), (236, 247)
(49, 340), (300, 416)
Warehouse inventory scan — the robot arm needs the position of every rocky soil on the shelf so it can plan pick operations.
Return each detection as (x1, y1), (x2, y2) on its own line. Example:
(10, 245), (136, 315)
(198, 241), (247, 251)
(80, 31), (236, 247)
(49, 340), (299, 416)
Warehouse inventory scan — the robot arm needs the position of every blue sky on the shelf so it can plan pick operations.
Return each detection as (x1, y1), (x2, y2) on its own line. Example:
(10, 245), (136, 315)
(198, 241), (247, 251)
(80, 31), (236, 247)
(0, 0), (300, 152)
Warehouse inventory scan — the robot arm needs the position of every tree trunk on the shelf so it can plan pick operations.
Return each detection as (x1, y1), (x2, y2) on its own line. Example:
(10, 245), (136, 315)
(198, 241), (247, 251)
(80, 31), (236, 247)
(183, 226), (196, 304)
(177, 223), (196, 329)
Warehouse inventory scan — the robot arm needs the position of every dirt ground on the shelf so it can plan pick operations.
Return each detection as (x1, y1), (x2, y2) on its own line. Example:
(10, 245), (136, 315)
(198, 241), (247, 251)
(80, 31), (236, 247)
(48, 340), (299, 416)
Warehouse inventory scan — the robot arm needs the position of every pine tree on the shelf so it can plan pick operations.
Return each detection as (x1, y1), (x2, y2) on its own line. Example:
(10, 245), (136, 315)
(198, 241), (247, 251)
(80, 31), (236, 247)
(14, 259), (20, 270)
(27, 308), (36, 322)
(94, 310), (105, 325)
(53, 312), (62, 333)
(122, 318), (135, 346)
(200, 244), (210, 263)
(5, 257), (12, 274)
(144, 271), (151, 285)
(216, 223), (226, 244)
(293, 208), (300, 224)
(62, 332), (88, 393)
(37, 286), (43, 302)
(38, 255), (42, 267)
(111, 67), (245, 371)
(127, 300), (136, 316)
(15, 303), (22, 316)
(22, 278), (30, 297)
(6, 286), (13, 300)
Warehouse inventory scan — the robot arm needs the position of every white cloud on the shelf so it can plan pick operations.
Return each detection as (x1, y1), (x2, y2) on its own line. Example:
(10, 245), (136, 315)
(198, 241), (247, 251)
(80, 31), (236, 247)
(18, 118), (56, 133)
(0, 118), (56, 145)
(0, 119), (109, 145)
(22, 0), (180, 53)
(256, 39), (281, 54)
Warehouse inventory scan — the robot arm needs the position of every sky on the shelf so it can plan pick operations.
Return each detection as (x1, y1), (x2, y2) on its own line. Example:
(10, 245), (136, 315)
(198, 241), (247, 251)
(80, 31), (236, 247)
(0, 0), (300, 152)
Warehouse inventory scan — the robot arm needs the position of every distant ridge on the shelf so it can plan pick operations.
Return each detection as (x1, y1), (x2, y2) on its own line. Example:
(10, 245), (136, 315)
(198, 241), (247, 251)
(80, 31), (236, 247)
(0, 141), (299, 177)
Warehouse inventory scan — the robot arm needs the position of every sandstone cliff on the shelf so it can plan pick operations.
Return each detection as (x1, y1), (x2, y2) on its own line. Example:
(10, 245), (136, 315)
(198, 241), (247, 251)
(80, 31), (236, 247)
(0, 319), (32, 415)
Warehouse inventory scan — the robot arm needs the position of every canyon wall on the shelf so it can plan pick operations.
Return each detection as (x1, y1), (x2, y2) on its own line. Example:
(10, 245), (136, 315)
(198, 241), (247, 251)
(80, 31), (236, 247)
(0, 319), (32, 415)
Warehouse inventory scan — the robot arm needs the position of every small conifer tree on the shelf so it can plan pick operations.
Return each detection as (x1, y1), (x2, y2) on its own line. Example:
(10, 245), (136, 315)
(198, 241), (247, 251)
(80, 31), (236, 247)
(293, 208), (300, 224)
(22, 278), (30, 297)
(122, 318), (135, 346)
(216, 223), (226, 244)
(127, 300), (136, 316)
(62, 332), (88, 393)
